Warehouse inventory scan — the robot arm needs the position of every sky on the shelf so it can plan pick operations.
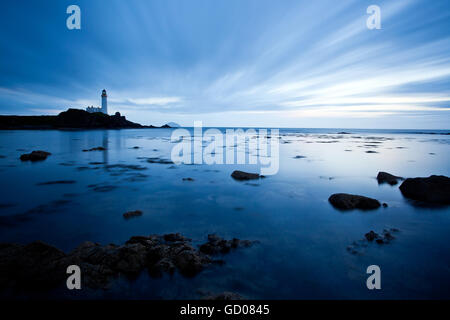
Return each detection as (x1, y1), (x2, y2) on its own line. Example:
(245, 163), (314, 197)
(0, 0), (449, 129)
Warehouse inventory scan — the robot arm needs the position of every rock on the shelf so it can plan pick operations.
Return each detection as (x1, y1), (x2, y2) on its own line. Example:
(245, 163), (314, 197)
(164, 233), (189, 242)
(82, 146), (106, 152)
(123, 210), (143, 219)
(350, 228), (399, 254)
(145, 157), (174, 164)
(365, 229), (396, 243)
(231, 170), (260, 181)
(182, 177), (194, 181)
(382, 203), (388, 208)
(377, 172), (403, 185)
(382, 230), (395, 241)
(19, 150), (51, 162)
(199, 234), (256, 255)
(0, 233), (230, 291)
(0, 241), (67, 289)
(365, 231), (379, 241)
(399, 175), (450, 204)
(149, 258), (176, 277)
(173, 246), (210, 277)
(203, 292), (244, 300)
(328, 193), (381, 210)
(36, 180), (76, 186)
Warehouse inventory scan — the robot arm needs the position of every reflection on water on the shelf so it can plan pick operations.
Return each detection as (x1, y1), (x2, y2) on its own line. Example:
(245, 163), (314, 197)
(0, 128), (449, 299)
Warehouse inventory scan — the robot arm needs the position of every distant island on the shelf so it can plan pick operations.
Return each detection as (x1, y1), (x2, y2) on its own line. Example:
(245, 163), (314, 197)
(0, 108), (172, 130)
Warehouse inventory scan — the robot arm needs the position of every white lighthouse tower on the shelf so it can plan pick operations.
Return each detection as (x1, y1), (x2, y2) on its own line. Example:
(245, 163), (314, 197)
(101, 89), (108, 114)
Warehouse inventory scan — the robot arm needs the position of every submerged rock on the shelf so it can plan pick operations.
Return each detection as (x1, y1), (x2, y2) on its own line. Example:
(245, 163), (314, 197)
(329, 193), (381, 210)
(365, 231), (379, 241)
(348, 228), (399, 255)
(231, 170), (261, 181)
(19, 150), (51, 162)
(399, 175), (450, 205)
(377, 172), (404, 185)
(365, 229), (397, 244)
(82, 146), (106, 152)
(123, 210), (143, 219)
(199, 234), (257, 255)
(145, 157), (174, 164)
(36, 180), (76, 186)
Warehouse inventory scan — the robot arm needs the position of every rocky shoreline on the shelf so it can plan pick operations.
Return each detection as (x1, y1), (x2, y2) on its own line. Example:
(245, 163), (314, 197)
(0, 233), (256, 292)
(0, 108), (172, 130)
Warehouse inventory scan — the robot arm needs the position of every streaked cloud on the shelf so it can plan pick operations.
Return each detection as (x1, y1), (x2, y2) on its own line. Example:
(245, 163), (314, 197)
(0, 0), (449, 128)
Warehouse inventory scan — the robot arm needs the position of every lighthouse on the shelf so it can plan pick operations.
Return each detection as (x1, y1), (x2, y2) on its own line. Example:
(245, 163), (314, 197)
(101, 89), (108, 114)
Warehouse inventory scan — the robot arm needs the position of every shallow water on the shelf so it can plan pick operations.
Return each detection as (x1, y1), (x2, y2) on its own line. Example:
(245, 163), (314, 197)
(0, 128), (449, 299)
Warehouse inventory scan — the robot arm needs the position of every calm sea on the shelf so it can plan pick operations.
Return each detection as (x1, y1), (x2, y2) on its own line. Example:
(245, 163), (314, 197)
(0, 128), (449, 299)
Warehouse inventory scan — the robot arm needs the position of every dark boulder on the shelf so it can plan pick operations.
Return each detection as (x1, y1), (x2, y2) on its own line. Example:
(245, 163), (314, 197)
(377, 172), (403, 185)
(399, 175), (450, 204)
(329, 193), (381, 210)
(123, 210), (143, 219)
(20, 150), (51, 162)
(231, 170), (260, 181)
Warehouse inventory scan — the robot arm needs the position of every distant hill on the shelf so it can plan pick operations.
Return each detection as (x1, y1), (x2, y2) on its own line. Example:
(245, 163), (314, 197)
(166, 122), (180, 128)
(0, 109), (166, 130)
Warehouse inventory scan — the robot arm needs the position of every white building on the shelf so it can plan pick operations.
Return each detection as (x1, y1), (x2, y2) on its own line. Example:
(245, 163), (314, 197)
(86, 89), (108, 114)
